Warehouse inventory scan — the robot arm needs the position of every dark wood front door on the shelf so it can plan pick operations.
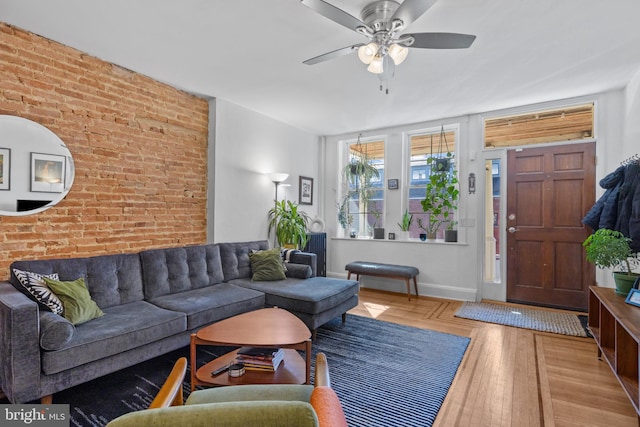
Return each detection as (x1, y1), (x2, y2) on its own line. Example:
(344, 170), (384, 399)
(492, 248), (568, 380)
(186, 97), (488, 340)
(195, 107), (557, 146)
(506, 142), (596, 311)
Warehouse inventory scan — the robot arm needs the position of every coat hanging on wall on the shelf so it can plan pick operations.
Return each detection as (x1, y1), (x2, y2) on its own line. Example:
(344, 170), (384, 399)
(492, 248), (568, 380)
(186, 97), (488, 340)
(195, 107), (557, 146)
(583, 154), (640, 252)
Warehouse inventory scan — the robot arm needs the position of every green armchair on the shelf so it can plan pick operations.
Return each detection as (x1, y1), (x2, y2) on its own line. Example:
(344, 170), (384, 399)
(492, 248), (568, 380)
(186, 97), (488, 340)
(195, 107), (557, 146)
(106, 352), (347, 427)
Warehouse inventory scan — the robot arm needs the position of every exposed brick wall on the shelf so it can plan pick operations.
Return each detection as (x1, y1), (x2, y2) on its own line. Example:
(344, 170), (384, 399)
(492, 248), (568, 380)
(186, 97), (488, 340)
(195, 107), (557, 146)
(0, 23), (209, 280)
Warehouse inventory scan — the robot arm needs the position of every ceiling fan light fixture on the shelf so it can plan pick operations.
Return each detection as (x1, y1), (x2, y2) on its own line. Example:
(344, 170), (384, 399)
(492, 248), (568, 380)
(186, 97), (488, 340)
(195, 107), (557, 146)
(367, 54), (384, 74)
(358, 42), (379, 64)
(388, 43), (408, 65)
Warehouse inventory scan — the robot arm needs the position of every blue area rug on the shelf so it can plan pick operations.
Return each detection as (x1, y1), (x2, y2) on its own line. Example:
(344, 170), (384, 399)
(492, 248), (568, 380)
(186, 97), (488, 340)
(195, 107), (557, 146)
(55, 314), (470, 426)
(317, 315), (470, 427)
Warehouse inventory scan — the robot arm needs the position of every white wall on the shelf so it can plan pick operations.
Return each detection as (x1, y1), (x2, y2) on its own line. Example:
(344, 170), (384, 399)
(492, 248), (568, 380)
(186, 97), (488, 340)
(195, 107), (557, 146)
(211, 99), (319, 244)
(624, 68), (640, 157)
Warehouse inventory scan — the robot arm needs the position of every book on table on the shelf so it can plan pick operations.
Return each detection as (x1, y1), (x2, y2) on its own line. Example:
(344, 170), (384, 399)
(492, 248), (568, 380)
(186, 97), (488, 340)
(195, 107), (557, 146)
(235, 347), (284, 371)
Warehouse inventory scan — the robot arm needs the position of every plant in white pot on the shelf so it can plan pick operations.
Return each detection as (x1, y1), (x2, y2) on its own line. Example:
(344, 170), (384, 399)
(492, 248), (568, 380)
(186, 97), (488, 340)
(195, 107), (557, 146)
(397, 209), (413, 240)
(583, 228), (640, 296)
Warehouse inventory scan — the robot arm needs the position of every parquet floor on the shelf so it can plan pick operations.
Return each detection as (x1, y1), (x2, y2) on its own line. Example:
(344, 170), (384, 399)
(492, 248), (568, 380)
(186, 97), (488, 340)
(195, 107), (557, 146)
(350, 288), (638, 427)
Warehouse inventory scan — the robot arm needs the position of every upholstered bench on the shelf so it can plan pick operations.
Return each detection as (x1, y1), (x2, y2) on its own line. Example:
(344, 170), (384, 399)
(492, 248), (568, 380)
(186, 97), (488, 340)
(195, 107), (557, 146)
(345, 261), (419, 300)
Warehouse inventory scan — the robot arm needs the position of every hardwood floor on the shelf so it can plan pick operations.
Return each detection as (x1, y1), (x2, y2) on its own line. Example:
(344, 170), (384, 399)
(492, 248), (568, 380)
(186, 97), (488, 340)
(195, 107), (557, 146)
(349, 288), (638, 427)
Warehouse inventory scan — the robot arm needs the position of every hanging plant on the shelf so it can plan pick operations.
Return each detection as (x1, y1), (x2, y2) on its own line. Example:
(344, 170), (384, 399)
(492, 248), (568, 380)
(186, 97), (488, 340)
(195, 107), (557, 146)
(420, 126), (459, 236)
(336, 195), (353, 230)
(340, 134), (380, 229)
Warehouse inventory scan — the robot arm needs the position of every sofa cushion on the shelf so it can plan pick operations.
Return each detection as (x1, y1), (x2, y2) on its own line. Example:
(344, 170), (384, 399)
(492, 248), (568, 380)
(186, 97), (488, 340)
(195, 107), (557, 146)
(230, 277), (359, 315)
(39, 311), (75, 351)
(147, 283), (265, 330)
(12, 269), (63, 314)
(284, 264), (313, 280)
(11, 253), (145, 309)
(44, 277), (104, 325)
(41, 300), (186, 375)
(219, 241), (270, 281)
(140, 244), (225, 299)
(249, 248), (286, 281)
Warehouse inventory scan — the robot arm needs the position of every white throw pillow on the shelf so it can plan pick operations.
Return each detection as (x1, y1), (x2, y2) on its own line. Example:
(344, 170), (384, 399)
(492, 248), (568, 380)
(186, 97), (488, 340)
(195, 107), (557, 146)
(13, 268), (64, 315)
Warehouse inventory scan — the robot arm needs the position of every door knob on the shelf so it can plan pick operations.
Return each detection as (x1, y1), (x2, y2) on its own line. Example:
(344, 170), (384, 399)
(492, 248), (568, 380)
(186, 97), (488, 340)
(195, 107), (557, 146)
(508, 227), (517, 233)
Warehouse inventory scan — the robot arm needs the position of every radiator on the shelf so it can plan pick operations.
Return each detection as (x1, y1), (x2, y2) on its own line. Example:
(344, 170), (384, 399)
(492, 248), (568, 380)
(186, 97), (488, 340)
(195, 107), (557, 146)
(304, 232), (326, 277)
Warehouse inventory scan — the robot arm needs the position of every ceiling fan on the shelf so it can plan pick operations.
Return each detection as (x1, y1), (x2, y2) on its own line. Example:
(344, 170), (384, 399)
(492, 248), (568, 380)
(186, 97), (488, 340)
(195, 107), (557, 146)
(301, 0), (476, 90)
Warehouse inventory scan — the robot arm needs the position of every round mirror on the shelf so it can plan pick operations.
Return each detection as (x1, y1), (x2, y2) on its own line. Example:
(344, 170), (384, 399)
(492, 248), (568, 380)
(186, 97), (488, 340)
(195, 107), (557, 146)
(0, 115), (75, 216)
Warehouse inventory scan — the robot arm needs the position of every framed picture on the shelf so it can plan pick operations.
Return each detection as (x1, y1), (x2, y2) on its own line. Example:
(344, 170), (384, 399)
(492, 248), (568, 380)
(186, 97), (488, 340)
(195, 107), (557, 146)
(626, 288), (640, 307)
(0, 147), (10, 190)
(388, 178), (399, 190)
(388, 232), (396, 240)
(299, 176), (313, 205)
(31, 152), (65, 193)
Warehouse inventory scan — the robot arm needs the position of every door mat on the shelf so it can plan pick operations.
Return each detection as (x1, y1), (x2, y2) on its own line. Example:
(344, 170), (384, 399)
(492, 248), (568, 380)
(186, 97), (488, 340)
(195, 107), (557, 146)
(455, 302), (592, 337)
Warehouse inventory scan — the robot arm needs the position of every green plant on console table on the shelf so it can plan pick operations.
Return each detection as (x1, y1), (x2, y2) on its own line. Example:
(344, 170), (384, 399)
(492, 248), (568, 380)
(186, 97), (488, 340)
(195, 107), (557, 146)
(583, 228), (639, 295)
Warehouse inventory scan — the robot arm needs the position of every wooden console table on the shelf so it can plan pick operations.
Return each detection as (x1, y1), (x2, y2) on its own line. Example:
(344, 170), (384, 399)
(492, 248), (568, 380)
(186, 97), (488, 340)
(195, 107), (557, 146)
(588, 286), (640, 416)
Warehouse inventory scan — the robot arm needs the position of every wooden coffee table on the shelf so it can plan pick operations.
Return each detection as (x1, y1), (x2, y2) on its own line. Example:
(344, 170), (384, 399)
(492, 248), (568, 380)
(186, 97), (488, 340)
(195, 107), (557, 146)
(190, 307), (312, 391)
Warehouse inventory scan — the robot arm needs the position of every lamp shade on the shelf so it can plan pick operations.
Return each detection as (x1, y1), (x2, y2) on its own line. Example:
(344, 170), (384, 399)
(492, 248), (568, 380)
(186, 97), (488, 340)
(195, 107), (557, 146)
(388, 43), (408, 65)
(358, 42), (378, 65)
(367, 54), (384, 74)
(267, 172), (289, 183)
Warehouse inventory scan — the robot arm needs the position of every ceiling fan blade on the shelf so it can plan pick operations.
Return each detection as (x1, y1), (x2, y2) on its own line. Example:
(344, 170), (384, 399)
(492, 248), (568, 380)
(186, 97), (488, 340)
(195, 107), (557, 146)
(406, 32), (476, 49)
(303, 44), (362, 65)
(301, 0), (366, 33)
(391, 0), (439, 28)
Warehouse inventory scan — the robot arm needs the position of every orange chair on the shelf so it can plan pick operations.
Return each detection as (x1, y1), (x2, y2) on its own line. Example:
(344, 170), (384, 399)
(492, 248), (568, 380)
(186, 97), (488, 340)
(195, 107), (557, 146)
(148, 357), (187, 409)
(107, 353), (346, 427)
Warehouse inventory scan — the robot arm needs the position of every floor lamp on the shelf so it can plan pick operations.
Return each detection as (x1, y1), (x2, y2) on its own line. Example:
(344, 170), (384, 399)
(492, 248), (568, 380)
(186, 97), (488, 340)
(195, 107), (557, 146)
(268, 172), (289, 248)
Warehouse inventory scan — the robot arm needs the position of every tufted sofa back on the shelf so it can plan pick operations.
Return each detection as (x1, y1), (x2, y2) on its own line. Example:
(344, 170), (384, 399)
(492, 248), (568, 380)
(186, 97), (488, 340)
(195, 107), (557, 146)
(139, 244), (225, 299)
(10, 253), (144, 309)
(218, 240), (270, 281)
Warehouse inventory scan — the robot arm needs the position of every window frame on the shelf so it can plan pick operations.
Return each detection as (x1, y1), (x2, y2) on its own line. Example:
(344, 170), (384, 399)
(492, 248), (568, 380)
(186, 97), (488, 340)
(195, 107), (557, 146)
(405, 124), (460, 238)
(339, 135), (386, 237)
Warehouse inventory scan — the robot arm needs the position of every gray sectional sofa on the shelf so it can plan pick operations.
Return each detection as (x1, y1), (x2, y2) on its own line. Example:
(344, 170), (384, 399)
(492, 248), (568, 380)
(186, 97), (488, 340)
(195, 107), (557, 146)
(0, 240), (359, 404)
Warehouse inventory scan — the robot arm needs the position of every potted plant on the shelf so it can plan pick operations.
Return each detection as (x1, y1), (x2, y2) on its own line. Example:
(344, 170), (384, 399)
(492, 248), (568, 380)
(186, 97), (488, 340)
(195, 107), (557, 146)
(420, 152), (459, 240)
(583, 228), (640, 296)
(444, 220), (458, 242)
(268, 200), (310, 249)
(336, 195), (353, 238)
(371, 208), (384, 239)
(417, 217), (436, 241)
(397, 209), (413, 240)
(340, 144), (379, 238)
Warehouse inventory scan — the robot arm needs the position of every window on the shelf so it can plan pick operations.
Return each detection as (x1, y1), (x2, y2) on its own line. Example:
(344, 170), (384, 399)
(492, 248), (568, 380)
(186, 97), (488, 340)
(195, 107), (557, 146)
(340, 138), (385, 237)
(408, 127), (457, 238)
(484, 103), (594, 148)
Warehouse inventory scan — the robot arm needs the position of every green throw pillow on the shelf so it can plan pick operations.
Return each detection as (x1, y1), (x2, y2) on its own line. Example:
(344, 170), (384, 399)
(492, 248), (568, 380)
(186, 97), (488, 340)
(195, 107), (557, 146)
(43, 277), (104, 325)
(249, 248), (286, 281)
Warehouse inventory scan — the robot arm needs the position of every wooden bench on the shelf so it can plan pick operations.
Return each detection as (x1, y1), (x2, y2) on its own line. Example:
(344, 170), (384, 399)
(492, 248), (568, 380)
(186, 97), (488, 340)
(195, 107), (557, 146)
(345, 261), (419, 300)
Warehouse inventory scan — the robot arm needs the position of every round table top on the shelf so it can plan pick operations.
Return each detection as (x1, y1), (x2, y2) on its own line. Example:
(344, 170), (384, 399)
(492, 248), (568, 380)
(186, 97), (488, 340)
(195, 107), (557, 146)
(196, 307), (311, 346)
